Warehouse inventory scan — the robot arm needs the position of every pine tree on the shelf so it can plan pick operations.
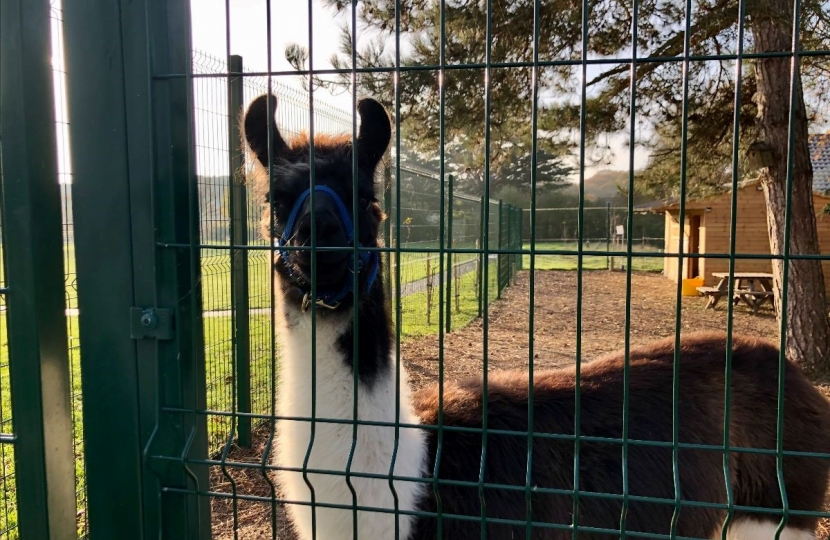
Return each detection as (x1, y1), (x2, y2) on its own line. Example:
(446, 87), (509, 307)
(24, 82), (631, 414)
(303, 0), (830, 377)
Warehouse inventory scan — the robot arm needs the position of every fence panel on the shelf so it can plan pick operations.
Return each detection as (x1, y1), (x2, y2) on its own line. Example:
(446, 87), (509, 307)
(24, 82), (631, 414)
(37, 0), (830, 538)
(387, 166), (504, 338)
(64, 0), (211, 537)
(522, 206), (665, 272)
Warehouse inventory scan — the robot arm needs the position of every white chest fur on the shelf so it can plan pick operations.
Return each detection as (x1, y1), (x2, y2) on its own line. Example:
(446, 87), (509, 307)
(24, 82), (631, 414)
(273, 300), (427, 540)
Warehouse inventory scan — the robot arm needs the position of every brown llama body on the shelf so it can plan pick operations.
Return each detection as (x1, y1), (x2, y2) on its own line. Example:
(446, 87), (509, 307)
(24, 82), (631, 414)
(410, 332), (830, 538)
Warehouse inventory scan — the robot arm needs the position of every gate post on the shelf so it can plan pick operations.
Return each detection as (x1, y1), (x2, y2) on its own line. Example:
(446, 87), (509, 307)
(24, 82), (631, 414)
(383, 156), (393, 304)
(228, 54), (252, 447)
(0, 1), (77, 538)
(497, 200), (505, 298)
(477, 195), (486, 317)
(445, 174), (454, 333)
(64, 0), (210, 538)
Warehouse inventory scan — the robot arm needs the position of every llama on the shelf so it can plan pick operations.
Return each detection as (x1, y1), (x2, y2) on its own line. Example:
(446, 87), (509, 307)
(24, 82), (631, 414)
(243, 93), (830, 540)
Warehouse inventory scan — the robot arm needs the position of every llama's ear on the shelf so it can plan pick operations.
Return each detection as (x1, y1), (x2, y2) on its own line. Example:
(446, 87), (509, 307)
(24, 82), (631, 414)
(243, 94), (289, 167)
(356, 98), (391, 172)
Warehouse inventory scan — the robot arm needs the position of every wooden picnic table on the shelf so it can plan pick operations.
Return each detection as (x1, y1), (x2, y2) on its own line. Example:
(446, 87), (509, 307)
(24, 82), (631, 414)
(697, 272), (775, 313)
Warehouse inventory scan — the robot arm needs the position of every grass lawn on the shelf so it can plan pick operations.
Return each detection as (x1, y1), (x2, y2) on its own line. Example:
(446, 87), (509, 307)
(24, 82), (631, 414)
(522, 241), (664, 273)
(391, 249), (478, 288)
(199, 248), (480, 313)
(398, 261), (500, 340)
(204, 313), (276, 449)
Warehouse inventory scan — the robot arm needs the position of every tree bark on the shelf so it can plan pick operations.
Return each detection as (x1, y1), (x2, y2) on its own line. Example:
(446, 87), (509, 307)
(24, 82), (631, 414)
(751, 0), (830, 380)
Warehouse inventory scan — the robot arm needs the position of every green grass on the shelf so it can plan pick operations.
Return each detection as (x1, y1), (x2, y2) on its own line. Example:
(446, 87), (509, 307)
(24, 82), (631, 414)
(199, 248), (479, 312)
(522, 241), (664, 273)
(398, 261), (500, 340)
(392, 249), (478, 287)
(203, 313), (275, 449)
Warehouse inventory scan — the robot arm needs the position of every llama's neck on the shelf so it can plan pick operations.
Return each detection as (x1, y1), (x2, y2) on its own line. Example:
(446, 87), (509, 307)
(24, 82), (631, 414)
(273, 287), (427, 540)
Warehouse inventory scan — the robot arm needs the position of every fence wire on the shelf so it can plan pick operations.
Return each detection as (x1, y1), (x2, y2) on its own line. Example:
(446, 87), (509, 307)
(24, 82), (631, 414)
(6, 0), (830, 537)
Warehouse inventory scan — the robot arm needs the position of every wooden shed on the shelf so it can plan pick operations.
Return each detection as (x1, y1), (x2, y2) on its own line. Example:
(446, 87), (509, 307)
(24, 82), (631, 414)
(639, 178), (830, 295)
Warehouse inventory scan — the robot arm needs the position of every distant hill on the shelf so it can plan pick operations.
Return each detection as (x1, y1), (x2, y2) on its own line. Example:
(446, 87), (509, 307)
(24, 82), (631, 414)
(563, 169), (630, 202)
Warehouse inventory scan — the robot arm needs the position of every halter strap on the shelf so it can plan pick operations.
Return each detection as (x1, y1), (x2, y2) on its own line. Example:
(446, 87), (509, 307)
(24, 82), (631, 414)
(278, 185), (379, 310)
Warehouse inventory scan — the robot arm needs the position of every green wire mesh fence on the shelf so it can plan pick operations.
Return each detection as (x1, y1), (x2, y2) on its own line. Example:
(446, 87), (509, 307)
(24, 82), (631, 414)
(521, 206), (665, 272)
(2, 0), (830, 538)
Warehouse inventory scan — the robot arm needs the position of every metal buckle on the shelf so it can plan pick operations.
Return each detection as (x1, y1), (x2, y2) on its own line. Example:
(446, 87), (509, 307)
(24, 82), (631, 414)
(316, 298), (341, 310)
(301, 292), (341, 312)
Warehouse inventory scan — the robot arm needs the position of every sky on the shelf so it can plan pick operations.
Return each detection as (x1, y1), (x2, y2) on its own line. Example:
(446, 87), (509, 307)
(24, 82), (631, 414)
(190, 0), (356, 109)
(50, 0), (645, 184)
(187, 0), (648, 179)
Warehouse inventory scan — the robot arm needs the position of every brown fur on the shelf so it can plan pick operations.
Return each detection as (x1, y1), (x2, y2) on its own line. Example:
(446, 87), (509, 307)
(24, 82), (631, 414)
(410, 331), (830, 538)
(287, 131), (353, 153)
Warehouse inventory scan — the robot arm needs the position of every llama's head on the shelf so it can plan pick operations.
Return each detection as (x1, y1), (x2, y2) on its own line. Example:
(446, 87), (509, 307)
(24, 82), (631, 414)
(243, 93), (391, 312)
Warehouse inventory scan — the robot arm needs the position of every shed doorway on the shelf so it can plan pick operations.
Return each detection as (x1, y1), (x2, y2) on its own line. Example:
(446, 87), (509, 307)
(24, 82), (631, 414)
(686, 214), (701, 278)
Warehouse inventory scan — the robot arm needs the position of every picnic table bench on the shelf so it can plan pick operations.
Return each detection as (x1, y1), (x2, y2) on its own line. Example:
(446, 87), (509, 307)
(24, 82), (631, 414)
(697, 272), (774, 314)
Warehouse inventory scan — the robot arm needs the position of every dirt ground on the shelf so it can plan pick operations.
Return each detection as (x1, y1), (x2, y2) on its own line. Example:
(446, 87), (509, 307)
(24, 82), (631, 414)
(210, 270), (830, 539)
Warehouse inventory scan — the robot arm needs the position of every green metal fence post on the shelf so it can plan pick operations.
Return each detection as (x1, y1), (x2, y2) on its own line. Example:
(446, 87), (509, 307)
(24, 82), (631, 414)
(63, 0), (156, 536)
(0, 1), (78, 537)
(145, 0), (211, 536)
(606, 202), (612, 270)
(64, 0), (210, 537)
(498, 200), (505, 298)
(445, 174), (454, 333)
(511, 205), (516, 282)
(515, 206), (523, 272)
(383, 156), (393, 304)
(478, 195), (486, 317)
(513, 206), (520, 279)
(506, 204), (512, 285)
(228, 54), (251, 447)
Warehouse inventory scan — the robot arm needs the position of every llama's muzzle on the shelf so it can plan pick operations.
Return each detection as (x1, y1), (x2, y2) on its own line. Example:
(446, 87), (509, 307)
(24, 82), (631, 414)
(277, 185), (379, 310)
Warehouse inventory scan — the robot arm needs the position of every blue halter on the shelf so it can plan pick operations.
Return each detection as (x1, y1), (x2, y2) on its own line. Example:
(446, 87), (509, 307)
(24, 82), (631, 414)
(278, 185), (379, 311)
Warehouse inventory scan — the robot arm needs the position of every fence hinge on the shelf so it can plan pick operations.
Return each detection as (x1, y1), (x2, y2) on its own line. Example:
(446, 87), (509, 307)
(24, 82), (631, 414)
(130, 307), (174, 340)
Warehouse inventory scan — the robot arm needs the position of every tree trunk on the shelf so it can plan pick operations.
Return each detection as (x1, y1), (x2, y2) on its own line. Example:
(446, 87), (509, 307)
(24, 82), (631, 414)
(751, 1), (830, 380)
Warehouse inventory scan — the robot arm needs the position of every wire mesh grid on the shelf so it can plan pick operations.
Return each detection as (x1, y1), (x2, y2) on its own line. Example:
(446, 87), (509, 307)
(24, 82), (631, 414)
(23, 0), (830, 537)
(193, 51), (272, 453)
(166, 0), (830, 536)
(517, 206), (666, 273)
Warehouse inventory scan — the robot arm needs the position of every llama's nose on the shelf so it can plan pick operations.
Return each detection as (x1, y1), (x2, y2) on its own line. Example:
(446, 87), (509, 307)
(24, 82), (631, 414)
(294, 211), (345, 248)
